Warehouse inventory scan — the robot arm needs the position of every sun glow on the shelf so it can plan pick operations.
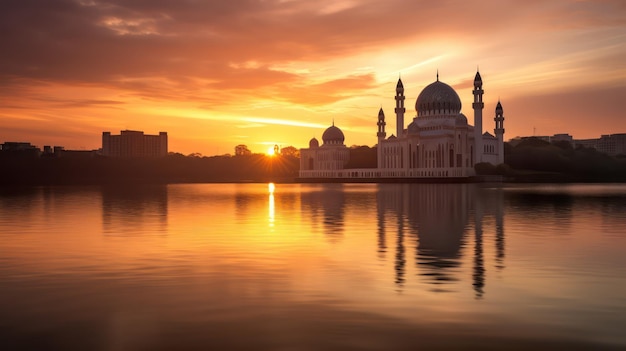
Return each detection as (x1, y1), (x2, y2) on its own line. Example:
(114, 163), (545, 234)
(266, 147), (276, 156)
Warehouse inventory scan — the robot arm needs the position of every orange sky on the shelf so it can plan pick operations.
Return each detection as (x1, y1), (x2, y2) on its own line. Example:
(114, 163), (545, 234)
(1, 0), (625, 155)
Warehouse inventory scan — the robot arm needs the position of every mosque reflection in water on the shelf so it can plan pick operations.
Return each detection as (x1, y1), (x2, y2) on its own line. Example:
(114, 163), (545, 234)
(300, 183), (505, 298)
(377, 184), (504, 298)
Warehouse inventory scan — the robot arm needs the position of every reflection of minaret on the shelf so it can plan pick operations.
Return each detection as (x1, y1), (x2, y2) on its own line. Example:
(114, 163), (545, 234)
(376, 184), (407, 289)
(495, 188), (505, 270)
(473, 197), (485, 299)
(395, 214), (405, 288)
(376, 189), (387, 260)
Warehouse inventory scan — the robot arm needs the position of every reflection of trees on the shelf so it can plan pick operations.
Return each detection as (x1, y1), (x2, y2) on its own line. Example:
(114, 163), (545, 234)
(600, 195), (626, 234)
(101, 185), (168, 235)
(507, 191), (573, 232)
(0, 187), (43, 223)
(300, 185), (345, 242)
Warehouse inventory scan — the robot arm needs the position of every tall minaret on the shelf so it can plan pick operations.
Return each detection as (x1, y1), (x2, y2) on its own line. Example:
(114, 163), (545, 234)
(395, 78), (405, 138)
(377, 107), (386, 169)
(494, 100), (505, 164)
(472, 70), (484, 165)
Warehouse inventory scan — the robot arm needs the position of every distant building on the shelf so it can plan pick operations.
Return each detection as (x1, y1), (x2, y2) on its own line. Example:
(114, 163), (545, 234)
(594, 134), (626, 156)
(574, 138), (597, 150)
(59, 150), (97, 159)
(0, 142), (41, 158)
(509, 134), (573, 147)
(1, 142), (39, 152)
(511, 133), (626, 156)
(102, 130), (168, 158)
(551, 133), (574, 145)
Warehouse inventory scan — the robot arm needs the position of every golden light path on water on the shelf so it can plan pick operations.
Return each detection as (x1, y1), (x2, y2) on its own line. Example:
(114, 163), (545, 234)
(268, 182), (275, 227)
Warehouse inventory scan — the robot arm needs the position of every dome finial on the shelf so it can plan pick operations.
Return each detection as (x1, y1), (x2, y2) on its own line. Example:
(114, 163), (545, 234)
(436, 69), (439, 82)
(332, 118), (335, 127)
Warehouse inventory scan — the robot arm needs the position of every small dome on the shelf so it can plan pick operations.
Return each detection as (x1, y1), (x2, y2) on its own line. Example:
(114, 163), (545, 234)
(415, 80), (462, 117)
(322, 124), (345, 145)
(309, 137), (319, 148)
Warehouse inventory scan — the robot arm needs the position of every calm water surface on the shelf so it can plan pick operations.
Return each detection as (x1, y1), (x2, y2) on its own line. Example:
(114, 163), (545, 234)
(1, 183), (625, 350)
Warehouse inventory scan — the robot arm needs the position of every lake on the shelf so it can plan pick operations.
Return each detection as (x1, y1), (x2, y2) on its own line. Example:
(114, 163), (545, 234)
(1, 183), (625, 350)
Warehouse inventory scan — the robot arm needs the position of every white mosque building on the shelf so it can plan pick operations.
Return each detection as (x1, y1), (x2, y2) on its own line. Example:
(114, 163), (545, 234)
(299, 71), (505, 180)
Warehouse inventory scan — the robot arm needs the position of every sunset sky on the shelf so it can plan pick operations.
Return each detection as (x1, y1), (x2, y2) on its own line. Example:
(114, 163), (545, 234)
(1, 0), (624, 155)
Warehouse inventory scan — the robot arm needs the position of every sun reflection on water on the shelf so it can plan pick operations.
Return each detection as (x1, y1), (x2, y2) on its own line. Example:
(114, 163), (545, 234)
(268, 182), (275, 226)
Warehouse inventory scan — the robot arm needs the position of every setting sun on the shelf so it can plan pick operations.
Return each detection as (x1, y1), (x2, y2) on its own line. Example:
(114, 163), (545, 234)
(267, 146), (276, 156)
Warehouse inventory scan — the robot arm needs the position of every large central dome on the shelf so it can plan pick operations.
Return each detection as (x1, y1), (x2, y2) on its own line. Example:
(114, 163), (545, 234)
(415, 80), (462, 117)
(322, 124), (345, 145)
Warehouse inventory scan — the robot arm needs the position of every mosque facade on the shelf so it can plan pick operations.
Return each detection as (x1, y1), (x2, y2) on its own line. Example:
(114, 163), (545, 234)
(299, 71), (505, 180)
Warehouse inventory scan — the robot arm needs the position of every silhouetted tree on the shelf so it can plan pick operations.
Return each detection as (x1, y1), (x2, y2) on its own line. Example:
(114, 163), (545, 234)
(280, 146), (299, 158)
(345, 145), (377, 168)
(503, 139), (626, 181)
(234, 144), (251, 156)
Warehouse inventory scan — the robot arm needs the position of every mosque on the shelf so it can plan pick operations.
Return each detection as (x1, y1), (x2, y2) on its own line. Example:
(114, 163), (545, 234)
(299, 71), (505, 180)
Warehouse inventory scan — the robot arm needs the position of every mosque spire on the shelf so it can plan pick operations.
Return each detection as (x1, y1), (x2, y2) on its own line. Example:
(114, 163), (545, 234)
(394, 74), (406, 138)
(436, 69), (439, 82)
(377, 106), (386, 139)
(396, 75), (404, 93)
(472, 70), (485, 165)
(474, 67), (483, 88)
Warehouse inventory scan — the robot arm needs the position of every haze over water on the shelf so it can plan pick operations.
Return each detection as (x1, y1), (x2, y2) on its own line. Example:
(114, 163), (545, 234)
(1, 183), (625, 350)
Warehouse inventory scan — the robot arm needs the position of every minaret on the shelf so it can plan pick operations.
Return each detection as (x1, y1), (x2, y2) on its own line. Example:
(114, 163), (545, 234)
(494, 100), (505, 164)
(395, 78), (405, 138)
(472, 70), (484, 165)
(377, 107), (386, 169)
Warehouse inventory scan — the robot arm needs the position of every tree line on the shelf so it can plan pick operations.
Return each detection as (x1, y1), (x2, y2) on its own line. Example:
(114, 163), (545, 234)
(477, 138), (626, 182)
(0, 152), (300, 185)
(1, 139), (624, 185)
